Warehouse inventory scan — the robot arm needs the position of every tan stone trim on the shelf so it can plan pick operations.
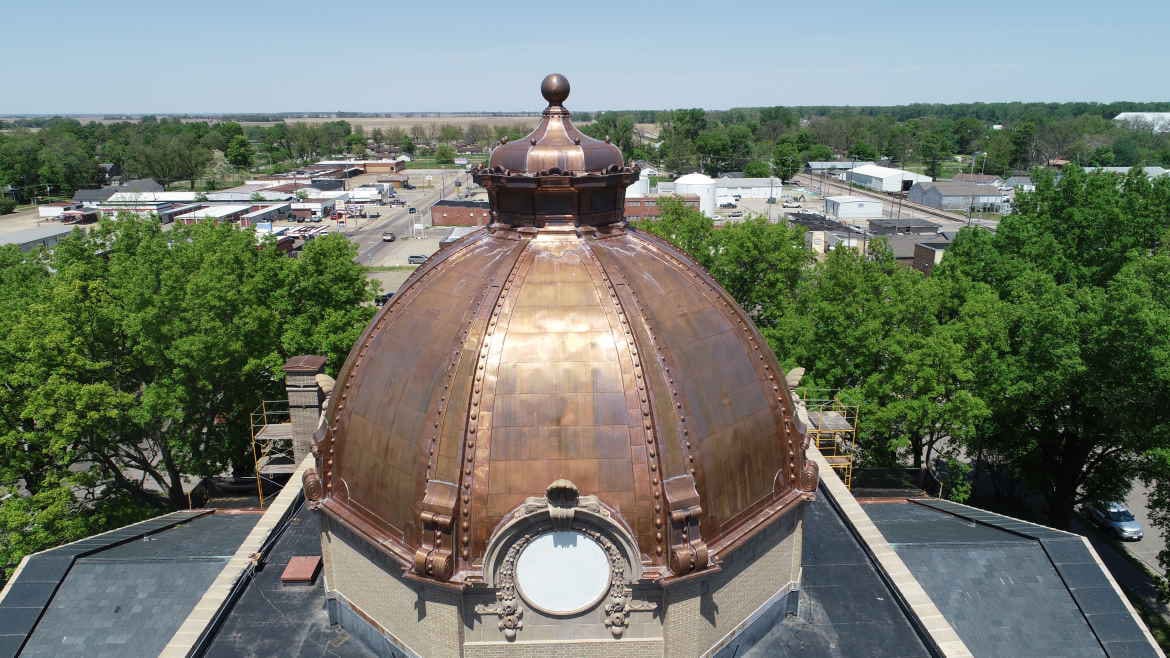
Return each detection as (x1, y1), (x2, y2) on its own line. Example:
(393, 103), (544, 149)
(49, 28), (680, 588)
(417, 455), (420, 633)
(1079, 536), (1167, 658)
(806, 445), (974, 658)
(158, 455), (313, 658)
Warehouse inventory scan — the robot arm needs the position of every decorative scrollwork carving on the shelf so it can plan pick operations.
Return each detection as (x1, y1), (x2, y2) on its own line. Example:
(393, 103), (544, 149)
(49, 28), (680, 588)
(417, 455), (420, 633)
(302, 468), (324, 509)
(476, 486), (658, 641)
(476, 532), (533, 640)
(800, 459), (819, 493)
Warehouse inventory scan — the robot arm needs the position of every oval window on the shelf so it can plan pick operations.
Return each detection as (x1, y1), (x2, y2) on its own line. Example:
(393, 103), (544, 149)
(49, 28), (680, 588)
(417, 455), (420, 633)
(515, 531), (611, 615)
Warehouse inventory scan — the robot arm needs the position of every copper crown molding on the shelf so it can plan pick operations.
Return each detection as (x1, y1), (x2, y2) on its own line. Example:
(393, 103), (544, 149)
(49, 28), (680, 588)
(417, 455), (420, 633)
(472, 73), (639, 228)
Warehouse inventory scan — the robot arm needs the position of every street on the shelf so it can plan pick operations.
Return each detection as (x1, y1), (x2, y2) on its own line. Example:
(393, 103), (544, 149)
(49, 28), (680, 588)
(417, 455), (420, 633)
(338, 169), (470, 266)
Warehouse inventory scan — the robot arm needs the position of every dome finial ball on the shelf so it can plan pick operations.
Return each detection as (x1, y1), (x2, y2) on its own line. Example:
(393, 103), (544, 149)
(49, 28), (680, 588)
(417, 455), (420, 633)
(541, 73), (570, 106)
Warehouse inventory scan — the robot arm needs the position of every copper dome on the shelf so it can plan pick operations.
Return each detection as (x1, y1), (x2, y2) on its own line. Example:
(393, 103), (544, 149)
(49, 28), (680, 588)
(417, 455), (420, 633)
(306, 77), (816, 586)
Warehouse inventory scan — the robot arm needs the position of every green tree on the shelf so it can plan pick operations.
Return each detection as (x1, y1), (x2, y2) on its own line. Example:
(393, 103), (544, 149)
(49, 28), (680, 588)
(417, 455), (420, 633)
(0, 217), (374, 521)
(938, 167), (1170, 528)
(435, 144), (456, 164)
(772, 143), (802, 181)
(848, 141), (878, 161)
(743, 161), (771, 178)
(225, 135), (254, 169)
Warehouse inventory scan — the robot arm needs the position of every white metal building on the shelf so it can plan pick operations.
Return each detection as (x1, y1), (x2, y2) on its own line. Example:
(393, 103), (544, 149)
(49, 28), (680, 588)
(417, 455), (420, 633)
(824, 196), (883, 220)
(173, 204), (253, 224)
(1114, 112), (1170, 133)
(715, 177), (782, 200)
(673, 173), (717, 218)
(846, 165), (932, 193)
(1, 225), (77, 252)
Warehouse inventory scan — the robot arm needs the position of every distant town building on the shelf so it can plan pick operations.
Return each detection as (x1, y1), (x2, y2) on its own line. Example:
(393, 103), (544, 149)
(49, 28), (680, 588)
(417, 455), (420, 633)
(867, 217), (940, 236)
(431, 199), (490, 226)
(624, 194), (701, 219)
(1004, 175), (1036, 192)
(951, 173), (1004, 187)
(1113, 112), (1170, 133)
(846, 164), (932, 193)
(806, 160), (874, 175)
(914, 240), (953, 275)
(909, 181), (1004, 212)
(0, 224), (78, 251)
(1089, 166), (1169, 179)
(823, 195), (883, 221)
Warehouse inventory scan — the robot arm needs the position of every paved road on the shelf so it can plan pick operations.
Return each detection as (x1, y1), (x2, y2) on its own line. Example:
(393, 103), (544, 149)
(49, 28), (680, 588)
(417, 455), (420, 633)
(1125, 481), (1163, 572)
(337, 171), (470, 266)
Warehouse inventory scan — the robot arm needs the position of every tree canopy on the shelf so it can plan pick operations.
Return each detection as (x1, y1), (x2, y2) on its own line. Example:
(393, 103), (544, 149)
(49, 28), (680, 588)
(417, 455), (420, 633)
(0, 216), (375, 580)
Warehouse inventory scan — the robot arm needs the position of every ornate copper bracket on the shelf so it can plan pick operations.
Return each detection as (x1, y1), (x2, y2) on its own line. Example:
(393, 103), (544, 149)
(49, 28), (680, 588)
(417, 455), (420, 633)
(412, 479), (458, 580)
(800, 459), (819, 493)
(663, 474), (709, 574)
(302, 467), (324, 510)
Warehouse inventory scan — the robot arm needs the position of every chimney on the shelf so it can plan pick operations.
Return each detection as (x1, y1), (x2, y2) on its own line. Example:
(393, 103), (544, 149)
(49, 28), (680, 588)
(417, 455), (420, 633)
(283, 355), (327, 464)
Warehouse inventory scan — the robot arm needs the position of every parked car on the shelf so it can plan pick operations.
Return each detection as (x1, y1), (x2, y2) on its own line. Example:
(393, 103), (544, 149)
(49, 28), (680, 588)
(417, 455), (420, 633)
(389, 199), (406, 207)
(374, 292), (395, 307)
(382, 231), (396, 242)
(1084, 501), (1144, 540)
(782, 201), (802, 208)
(718, 202), (736, 209)
(407, 255), (427, 265)
(367, 211), (381, 219)
(403, 183), (416, 190)
(729, 211), (744, 218)
(408, 207), (417, 214)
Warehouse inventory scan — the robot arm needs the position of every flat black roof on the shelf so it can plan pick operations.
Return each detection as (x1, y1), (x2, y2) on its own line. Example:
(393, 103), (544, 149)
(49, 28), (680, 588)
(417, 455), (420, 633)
(3, 511), (259, 658)
(201, 503), (372, 657)
(866, 500), (1158, 658)
(722, 490), (932, 657)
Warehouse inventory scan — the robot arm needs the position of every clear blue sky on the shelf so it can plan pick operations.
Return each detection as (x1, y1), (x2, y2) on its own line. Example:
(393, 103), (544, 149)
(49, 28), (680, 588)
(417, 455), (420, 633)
(3, 0), (1167, 114)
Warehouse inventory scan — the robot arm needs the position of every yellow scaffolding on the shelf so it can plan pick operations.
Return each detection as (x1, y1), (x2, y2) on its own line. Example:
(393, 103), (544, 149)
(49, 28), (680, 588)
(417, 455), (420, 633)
(249, 399), (293, 507)
(801, 391), (859, 489)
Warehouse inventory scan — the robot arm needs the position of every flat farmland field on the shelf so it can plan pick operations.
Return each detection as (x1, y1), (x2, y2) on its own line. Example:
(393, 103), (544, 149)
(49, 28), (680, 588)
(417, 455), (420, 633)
(237, 115), (542, 131)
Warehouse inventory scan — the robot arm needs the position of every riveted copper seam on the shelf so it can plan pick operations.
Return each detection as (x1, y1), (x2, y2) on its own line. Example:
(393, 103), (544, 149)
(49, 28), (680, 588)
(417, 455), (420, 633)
(630, 231), (805, 535)
(319, 230), (508, 565)
(579, 238), (667, 563)
(463, 238), (537, 564)
(590, 240), (704, 553)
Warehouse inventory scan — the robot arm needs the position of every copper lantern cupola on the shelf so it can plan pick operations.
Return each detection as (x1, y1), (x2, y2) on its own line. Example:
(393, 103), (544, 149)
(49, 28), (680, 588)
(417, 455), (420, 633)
(472, 73), (639, 227)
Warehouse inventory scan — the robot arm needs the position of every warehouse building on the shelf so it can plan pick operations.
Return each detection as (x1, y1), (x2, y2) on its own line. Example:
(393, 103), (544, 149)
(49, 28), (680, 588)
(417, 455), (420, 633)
(909, 181), (1005, 212)
(1114, 112), (1170, 132)
(624, 194), (701, 219)
(174, 204), (252, 225)
(846, 164), (932, 193)
(868, 217), (940, 236)
(824, 195), (883, 220)
(806, 160), (874, 177)
(431, 199), (490, 226)
(0, 224), (77, 252)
